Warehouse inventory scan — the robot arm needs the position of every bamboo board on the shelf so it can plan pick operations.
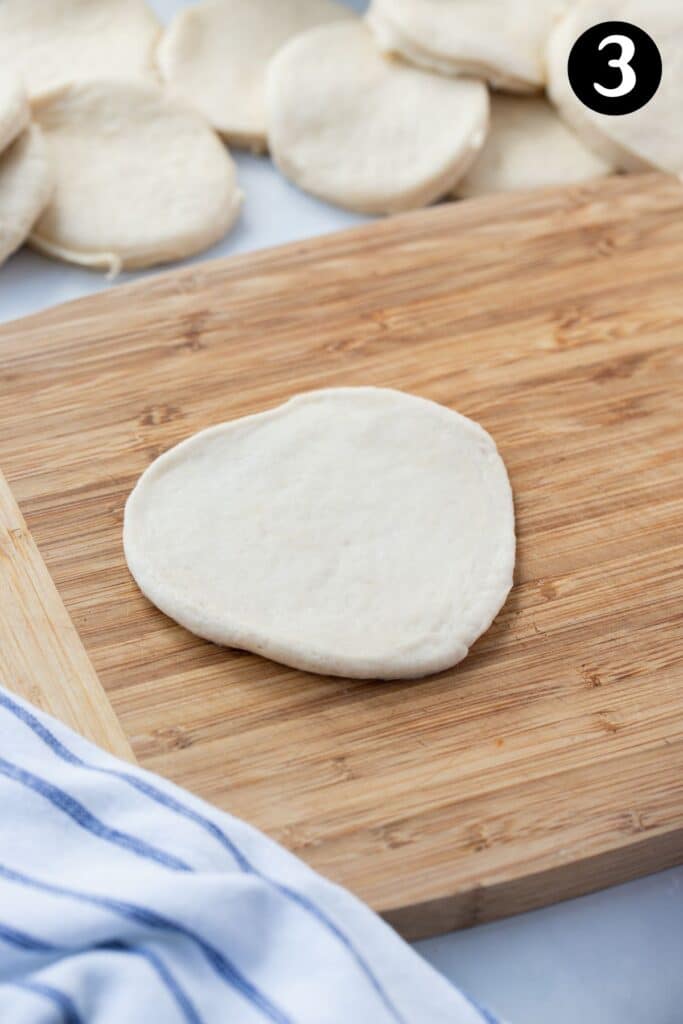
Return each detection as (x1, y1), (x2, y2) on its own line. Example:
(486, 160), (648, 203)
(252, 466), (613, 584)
(1, 173), (683, 939)
(0, 471), (133, 760)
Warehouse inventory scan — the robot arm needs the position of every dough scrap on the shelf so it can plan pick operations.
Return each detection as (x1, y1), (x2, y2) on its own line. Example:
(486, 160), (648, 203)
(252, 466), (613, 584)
(547, 0), (683, 173)
(367, 0), (569, 92)
(0, 70), (29, 155)
(0, 0), (161, 100)
(157, 0), (354, 151)
(123, 388), (516, 680)
(266, 21), (489, 214)
(30, 80), (242, 273)
(0, 125), (53, 267)
(456, 95), (613, 198)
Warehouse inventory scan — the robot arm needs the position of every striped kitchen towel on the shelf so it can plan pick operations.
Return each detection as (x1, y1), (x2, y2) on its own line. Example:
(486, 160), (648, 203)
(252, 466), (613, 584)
(0, 685), (500, 1024)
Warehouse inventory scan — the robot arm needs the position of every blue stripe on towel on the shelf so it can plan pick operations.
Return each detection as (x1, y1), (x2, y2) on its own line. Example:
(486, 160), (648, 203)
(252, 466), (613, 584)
(108, 942), (204, 1024)
(0, 690), (407, 1024)
(0, 864), (292, 1024)
(0, 923), (203, 1024)
(9, 979), (83, 1024)
(0, 757), (192, 873)
(0, 921), (58, 953)
(0, 691), (251, 868)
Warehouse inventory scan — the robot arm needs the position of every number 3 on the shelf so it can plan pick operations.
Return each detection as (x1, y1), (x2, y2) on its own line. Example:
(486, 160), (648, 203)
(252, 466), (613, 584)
(594, 33), (637, 98)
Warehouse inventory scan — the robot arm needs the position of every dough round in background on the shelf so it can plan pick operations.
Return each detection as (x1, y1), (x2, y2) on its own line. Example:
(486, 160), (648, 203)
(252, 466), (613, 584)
(368, 0), (569, 92)
(456, 95), (613, 198)
(0, 0), (161, 100)
(0, 71), (29, 154)
(30, 80), (243, 273)
(547, 1), (683, 174)
(157, 0), (354, 151)
(0, 125), (53, 267)
(266, 21), (489, 214)
(123, 387), (516, 680)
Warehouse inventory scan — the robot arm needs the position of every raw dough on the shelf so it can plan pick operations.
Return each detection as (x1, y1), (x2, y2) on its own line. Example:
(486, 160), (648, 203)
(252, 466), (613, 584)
(157, 0), (354, 151)
(123, 388), (516, 680)
(0, 71), (29, 155)
(30, 80), (243, 273)
(0, 0), (161, 100)
(547, 0), (683, 173)
(266, 21), (489, 214)
(0, 125), (53, 267)
(456, 95), (613, 198)
(367, 0), (569, 92)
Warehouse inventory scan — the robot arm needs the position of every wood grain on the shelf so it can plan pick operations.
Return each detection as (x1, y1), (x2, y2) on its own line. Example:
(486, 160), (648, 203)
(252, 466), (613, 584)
(0, 471), (134, 760)
(1, 172), (682, 938)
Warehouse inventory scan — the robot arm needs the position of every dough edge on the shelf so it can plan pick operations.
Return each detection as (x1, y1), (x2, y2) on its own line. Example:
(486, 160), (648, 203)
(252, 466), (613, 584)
(29, 182), (243, 275)
(0, 73), (30, 152)
(0, 124), (54, 266)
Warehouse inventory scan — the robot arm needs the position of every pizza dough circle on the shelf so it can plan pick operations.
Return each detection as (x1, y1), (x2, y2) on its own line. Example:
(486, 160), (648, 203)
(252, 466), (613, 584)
(0, 70), (29, 155)
(547, 0), (683, 174)
(456, 95), (612, 198)
(123, 388), (516, 680)
(266, 21), (489, 214)
(367, 0), (569, 92)
(157, 0), (354, 151)
(0, 0), (161, 100)
(0, 125), (53, 267)
(30, 80), (243, 273)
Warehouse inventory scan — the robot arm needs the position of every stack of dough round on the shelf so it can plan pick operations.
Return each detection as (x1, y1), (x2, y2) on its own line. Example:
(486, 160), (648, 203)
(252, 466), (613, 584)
(0, 72), (53, 267)
(0, 0), (161, 100)
(266, 21), (489, 214)
(124, 387), (516, 680)
(30, 80), (243, 273)
(368, 0), (569, 92)
(547, 0), (683, 174)
(456, 95), (613, 198)
(157, 0), (354, 151)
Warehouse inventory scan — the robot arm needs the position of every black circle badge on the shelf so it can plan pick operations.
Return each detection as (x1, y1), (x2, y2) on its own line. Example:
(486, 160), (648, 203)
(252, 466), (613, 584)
(567, 21), (662, 115)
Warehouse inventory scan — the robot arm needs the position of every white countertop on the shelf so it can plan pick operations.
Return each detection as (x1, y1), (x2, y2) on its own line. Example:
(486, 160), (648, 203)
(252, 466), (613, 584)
(3, 1), (681, 1019)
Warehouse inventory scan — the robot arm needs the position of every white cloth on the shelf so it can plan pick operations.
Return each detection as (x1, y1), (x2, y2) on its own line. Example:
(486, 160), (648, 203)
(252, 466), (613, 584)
(0, 686), (499, 1023)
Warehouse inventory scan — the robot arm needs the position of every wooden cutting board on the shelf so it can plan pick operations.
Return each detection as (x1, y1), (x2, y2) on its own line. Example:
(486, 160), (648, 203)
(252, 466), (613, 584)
(2, 173), (683, 940)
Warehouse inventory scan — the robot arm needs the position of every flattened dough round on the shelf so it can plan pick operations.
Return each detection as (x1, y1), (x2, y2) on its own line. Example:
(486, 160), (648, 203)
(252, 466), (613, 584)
(368, 0), (569, 91)
(30, 80), (243, 272)
(547, 0), (683, 173)
(0, 125), (53, 267)
(0, 71), (29, 154)
(0, 0), (161, 100)
(157, 0), (354, 151)
(456, 95), (613, 198)
(123, 388), (516, 680)
(266, 21), (489, 214)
